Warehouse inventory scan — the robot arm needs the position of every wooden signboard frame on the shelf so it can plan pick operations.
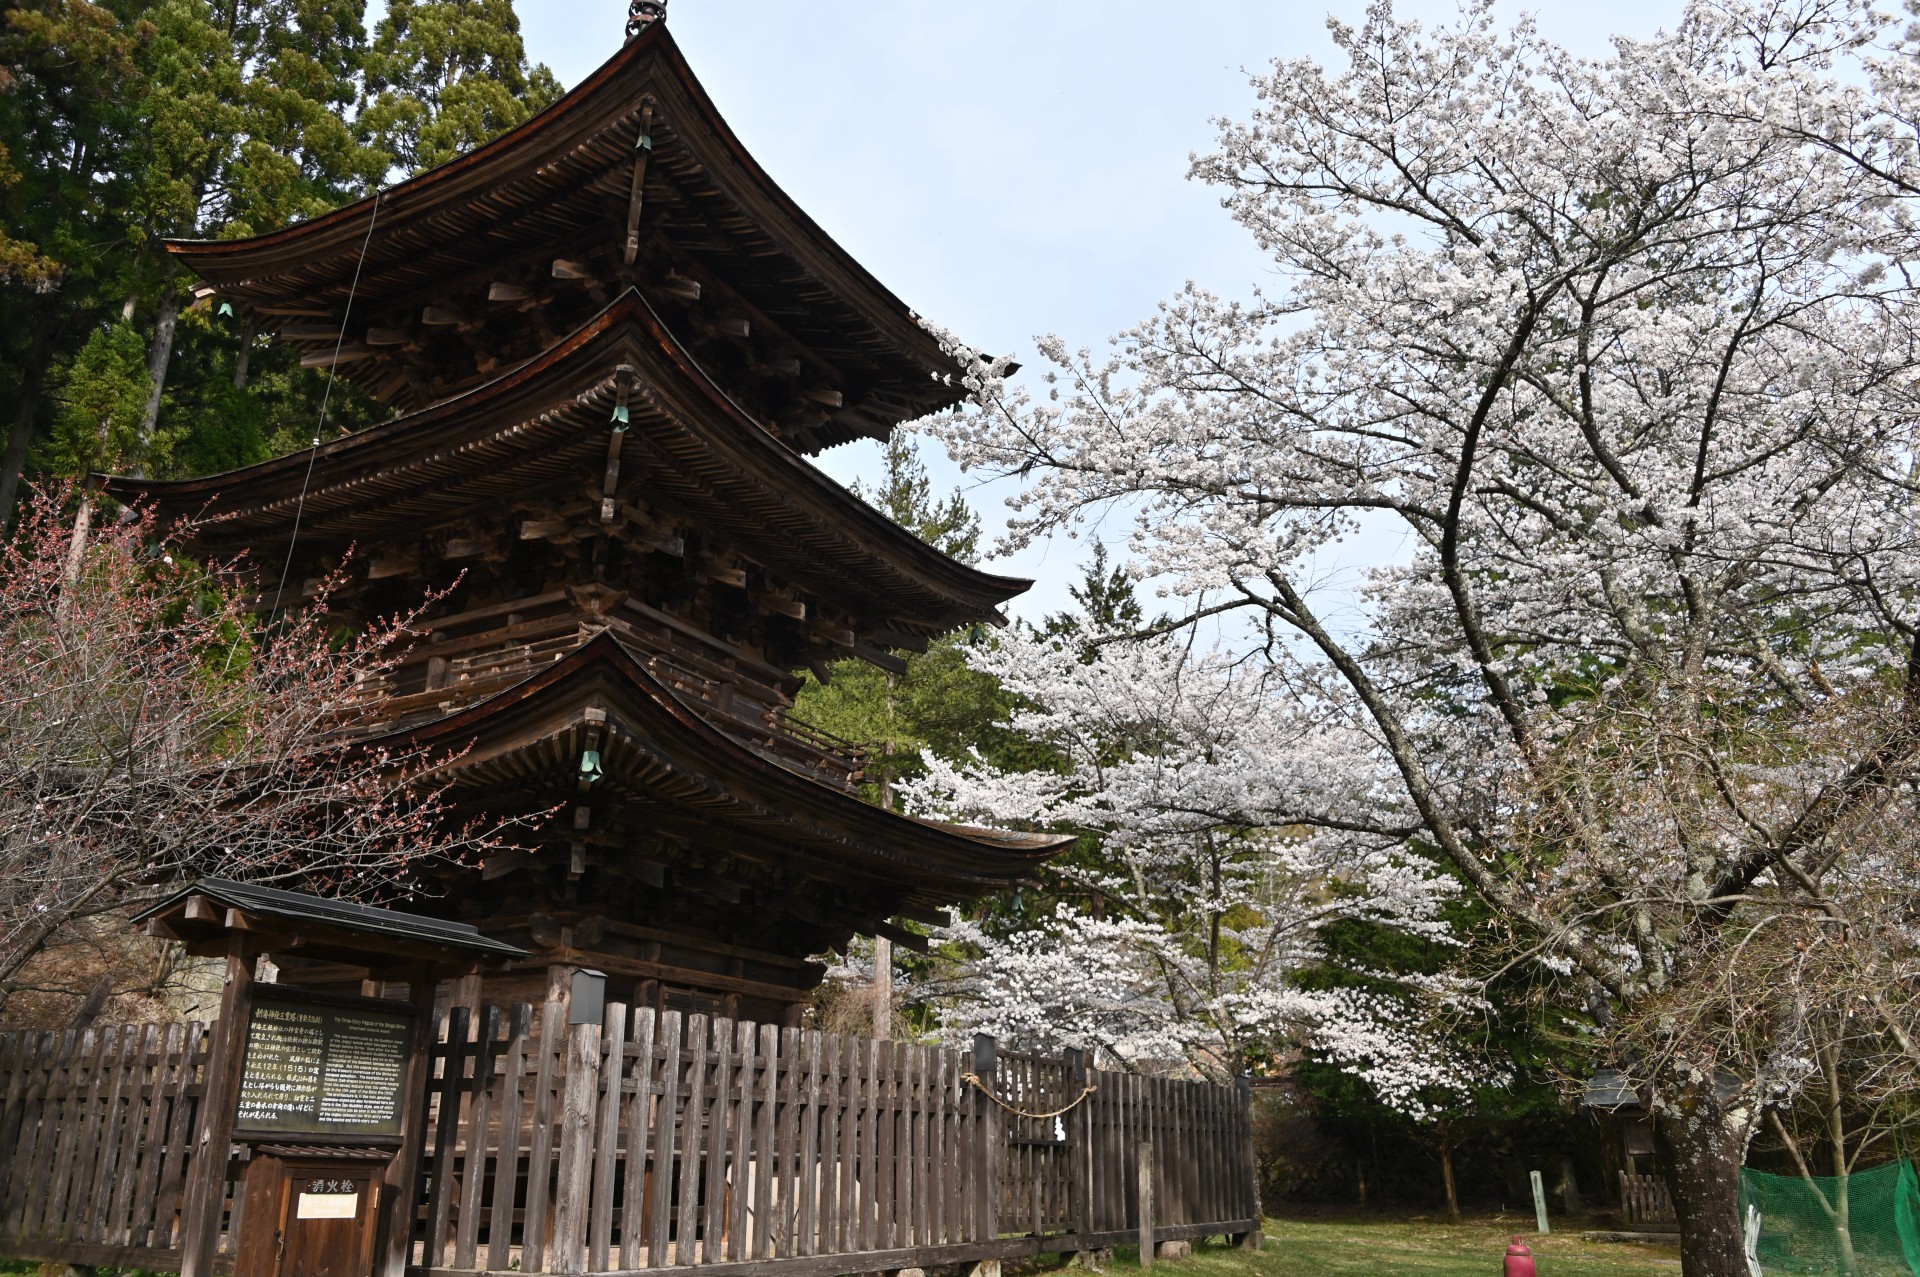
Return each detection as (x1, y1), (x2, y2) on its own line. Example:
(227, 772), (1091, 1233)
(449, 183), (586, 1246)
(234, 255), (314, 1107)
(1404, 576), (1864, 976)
(135, 880), (523, 1277)
(177, 938), (438, 1277)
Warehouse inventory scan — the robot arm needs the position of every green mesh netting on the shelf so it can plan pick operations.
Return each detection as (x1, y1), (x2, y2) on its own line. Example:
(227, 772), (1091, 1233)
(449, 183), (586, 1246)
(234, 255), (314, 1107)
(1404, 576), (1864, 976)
(1739, 1159), (1920, 1276)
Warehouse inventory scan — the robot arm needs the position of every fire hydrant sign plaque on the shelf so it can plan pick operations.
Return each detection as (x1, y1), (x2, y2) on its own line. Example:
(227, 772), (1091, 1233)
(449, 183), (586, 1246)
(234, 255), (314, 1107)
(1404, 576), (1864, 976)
(234, 995), (413, 1137)
(296, 1190), (360, 1220)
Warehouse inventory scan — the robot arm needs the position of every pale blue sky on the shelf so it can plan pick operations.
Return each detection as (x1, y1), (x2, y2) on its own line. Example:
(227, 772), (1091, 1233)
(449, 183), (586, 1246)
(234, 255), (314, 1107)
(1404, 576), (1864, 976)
(509, 1), (1684, 620)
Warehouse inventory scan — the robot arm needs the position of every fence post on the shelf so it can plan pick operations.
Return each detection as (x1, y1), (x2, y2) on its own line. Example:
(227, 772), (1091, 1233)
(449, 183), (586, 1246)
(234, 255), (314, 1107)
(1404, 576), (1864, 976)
(1234, 1073), (1259, 1239)
(378, 974), (441, 1277)
(1063, 1046), (1089, 1243)
(1137, 1140), (1153, 1270)
(973, 1034), (999, 1241)
(551, 987), (607, 1275)
(179, 937), (254, 1277)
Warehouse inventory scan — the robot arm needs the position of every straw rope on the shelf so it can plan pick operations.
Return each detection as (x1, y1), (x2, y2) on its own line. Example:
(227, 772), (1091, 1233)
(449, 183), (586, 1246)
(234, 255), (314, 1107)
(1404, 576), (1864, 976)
(962, 1072), (1097, 1120)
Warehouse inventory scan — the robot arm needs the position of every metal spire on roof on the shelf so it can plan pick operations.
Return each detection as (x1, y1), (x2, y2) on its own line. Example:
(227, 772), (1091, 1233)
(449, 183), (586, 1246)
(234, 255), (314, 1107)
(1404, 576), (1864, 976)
(626, 0), (666, 40)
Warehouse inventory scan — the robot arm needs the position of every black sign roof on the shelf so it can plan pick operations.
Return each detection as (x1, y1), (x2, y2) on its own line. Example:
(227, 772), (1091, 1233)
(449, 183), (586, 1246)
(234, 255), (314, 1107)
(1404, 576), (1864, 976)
(135, 877), (525, 960)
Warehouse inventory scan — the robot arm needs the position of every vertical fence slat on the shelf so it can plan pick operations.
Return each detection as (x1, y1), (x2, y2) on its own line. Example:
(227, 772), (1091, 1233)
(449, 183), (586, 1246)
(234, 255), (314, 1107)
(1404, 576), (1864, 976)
(30, 1029), (77, 1241)
(454, 1006), (503, 1271)
(752, 1023), (779, 1261)
(0, 1032), (32, 1218)
(818, 1034), (842, 1256)
(918, 1044), (934, 1246)
(484, 1005), (532, 1273)
(424, 1007), (469, 1268)
(619, 1007), (657, 1270)
(674, 1014), (709, 1266)
(870, 1036), (888, 1251)
(521, 997), (565, 1275)
(586, 1001), (627, 1272)
(698, 1017), (732, 1264)
(724, 1021), (753, 1262)
(645, 1010), (682, 1268)
(768, 1029), (798, 1252)
(798, 1029), (821, 1252)
(149, 1022), (202, 1249)
(834, 1035), (857, 1255)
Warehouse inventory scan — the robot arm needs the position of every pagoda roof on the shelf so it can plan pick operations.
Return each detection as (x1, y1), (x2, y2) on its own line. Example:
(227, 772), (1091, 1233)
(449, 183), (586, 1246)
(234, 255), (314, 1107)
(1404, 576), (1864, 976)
(103, 290), (1027, 638)
(164, 20), (967, 440)
(376, 632), (1070, 920)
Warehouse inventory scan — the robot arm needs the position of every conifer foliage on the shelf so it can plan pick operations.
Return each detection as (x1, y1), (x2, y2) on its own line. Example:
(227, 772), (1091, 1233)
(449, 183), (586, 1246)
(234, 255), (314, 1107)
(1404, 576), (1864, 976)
(0, 0), (558, 524)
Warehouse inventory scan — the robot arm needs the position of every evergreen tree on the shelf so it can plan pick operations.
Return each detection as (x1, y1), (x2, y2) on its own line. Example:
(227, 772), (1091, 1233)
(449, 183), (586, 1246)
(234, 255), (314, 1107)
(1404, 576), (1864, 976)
(359, 0), (560, 176)
(1, 0), (560, 527)
(793, 435), (1012, 806)
(0, 0), (147, 522)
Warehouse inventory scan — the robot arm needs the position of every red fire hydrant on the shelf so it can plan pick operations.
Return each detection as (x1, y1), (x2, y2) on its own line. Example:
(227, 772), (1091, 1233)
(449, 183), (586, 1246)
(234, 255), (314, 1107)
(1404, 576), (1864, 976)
(1503, 1236), (1537, 1277)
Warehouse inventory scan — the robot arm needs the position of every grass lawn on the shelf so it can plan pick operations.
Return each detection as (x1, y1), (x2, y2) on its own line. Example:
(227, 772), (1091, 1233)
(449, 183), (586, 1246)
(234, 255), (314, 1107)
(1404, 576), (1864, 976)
(1092, 1217), (1682, 1276)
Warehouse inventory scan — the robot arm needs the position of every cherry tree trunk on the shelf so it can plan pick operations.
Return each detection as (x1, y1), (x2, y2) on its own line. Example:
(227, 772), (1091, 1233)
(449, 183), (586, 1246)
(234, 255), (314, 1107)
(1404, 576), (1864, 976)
(1652, 1079), (1748, 1277)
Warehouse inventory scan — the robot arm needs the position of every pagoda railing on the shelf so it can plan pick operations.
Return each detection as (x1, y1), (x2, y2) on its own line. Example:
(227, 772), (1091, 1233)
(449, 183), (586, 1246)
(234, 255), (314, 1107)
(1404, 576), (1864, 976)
(337, 612), (870, 791)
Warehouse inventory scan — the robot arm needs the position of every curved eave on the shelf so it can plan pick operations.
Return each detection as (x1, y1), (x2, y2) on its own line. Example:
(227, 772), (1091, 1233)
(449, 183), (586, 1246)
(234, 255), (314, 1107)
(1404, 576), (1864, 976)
(102, 291), (1026, 630)
(371, 633), (1070, 893)
(163, 21), (964, 415)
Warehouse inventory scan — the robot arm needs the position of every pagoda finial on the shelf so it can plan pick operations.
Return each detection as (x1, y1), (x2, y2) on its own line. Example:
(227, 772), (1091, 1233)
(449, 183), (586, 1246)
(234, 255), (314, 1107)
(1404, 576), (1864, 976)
(626, 0), (666, 39)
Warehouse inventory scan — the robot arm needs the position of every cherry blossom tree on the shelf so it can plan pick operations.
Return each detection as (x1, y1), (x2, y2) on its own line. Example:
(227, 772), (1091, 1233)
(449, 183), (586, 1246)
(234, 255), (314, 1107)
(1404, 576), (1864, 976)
(0, 486), (509, 1015)
(920, 3), (1920, 1269)
(905, 621), (1460, 1081)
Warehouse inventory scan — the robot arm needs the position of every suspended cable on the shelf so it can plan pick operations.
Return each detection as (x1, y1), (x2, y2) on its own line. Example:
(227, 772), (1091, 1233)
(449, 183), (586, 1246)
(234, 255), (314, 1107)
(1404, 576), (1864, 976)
(270, 188), (384, 617)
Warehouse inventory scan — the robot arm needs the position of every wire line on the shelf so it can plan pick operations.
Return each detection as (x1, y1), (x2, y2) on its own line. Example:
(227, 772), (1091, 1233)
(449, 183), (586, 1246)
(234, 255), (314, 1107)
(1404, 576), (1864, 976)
(271, 188), (384, 616)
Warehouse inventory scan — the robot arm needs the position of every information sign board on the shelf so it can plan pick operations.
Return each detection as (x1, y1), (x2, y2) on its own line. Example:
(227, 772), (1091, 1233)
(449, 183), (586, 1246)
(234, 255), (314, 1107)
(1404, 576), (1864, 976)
(234, 995), (414, 1137)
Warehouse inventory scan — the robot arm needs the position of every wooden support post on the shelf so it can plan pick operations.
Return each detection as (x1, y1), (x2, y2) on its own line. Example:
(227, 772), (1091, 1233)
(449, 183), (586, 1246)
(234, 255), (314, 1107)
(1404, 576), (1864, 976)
(1137, 1141), (1153, 1271)
(1065, 1046), (1090, 1239)
(379, 972), (440, 1277)
(179, 938), (255, 1277)
(550, 1011), (604, 1274)
(1235, 1074), (1258, 1231)
(973, 1034), (999, 1242)
(872, 935), (892, 1039)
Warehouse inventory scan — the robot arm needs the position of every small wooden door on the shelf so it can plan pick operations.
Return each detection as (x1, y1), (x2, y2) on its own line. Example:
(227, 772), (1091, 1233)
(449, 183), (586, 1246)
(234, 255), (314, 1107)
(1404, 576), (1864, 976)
(236, 1153), (386, 1277)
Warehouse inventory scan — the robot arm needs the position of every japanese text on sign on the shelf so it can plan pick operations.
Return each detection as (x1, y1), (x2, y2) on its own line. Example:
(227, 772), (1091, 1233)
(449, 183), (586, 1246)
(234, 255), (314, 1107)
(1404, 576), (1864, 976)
(235, 997), (412, 1136)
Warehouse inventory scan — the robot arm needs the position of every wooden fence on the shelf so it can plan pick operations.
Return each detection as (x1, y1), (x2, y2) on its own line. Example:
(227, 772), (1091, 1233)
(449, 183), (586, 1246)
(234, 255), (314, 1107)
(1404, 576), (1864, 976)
(0, 999), (1258, 1276)
(1618, 1171), (1677, 1230)
(0, 1021), (220, 1268)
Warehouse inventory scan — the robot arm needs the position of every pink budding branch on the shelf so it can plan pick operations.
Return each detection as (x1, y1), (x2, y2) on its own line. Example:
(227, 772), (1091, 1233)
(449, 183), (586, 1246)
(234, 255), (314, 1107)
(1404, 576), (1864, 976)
(0, 484), (520, 1005)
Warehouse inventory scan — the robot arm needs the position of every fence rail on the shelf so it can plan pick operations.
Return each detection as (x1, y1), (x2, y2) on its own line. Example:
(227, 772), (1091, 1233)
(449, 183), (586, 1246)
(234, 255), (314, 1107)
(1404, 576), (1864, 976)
(0, 999), (1258, 1277)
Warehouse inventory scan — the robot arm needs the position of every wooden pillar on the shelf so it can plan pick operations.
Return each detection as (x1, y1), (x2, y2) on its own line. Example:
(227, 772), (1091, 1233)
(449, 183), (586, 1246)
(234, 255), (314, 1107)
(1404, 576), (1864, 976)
(872, 936), (892, 1039)
(449, 966), (484, 1020)
(1235, 1073), (1259, 1230)
(549, 1006), (604, 1274)
(973, 1034), (1000, 1242)
(1136, 1141), (1153, 1271)
(1064, 1046), (1089, 1241)
(179, 937), (255, 1277)
(378, 970), (440, 1277)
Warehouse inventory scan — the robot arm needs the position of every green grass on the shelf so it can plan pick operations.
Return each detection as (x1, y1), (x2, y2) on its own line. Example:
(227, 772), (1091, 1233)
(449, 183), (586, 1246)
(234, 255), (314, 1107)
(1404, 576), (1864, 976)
(1088, 1218), (1682, 1277)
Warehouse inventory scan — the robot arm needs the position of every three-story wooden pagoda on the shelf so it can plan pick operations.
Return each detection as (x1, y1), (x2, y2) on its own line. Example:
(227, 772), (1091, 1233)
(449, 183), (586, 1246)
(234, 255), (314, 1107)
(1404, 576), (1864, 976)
(105, 13), (1069, 1025)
